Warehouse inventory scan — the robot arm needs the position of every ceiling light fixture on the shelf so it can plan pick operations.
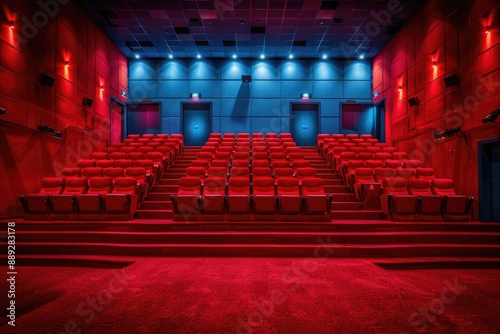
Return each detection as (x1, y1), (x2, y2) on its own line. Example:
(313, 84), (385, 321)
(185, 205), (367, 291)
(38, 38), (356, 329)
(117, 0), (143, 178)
(289, 54), (294, 59)
(232, 54), (237, 59)
(9, 20), (14, 29)
(134, 54), (140, 59)
(260, 54), (265, 59)
(398, 85), (402, 92)
(322, 54), (327, 60)
(197, 54), (202, 59)
(168, 54), (173, 59)
(432, 61), (437, 68)
(485, 26), (490, 34)
(359, 54), (365, 59)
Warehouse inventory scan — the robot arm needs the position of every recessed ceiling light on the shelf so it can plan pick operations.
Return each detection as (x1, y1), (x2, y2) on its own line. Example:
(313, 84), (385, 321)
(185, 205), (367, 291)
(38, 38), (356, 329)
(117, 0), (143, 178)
(168, 54), (173, 59)
(322, 54), (327, 60)
(359, 54), (365, 59)
(289, 54), (294, 59)
(196, 54), (201, 59)
(232, 54), (237, 59)
(260, 54), (265, 59)
(135, 54), (140, 59)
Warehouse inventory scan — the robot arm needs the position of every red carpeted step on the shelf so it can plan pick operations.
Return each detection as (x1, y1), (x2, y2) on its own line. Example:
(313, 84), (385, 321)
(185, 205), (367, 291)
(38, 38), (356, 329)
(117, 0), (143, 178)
(323, 179), (345, 185)
(331, 202), (362, 210)
(13, 254), (137, 268)
(13, 242), (500, 258)
(157, 179), (180, 185)
(134, 209), (172, 219)
(151, 185), (178, 193)
(331, 210), (384, 219)
(164, 173), (186, 180)
(140, 201), (172, 210)
(325, 185), (351, 193)
(330, 193), (356, 201)
(146, 192), (170, 201)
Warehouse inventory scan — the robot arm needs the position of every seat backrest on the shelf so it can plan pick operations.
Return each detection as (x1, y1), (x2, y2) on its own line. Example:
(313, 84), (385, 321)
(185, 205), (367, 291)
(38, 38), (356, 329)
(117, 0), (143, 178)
(342, 142), (356, 148)
(374, 168), (395, 183)
(392, 152), (408, 161)
(203, 177), (226, 194)
(138, 146), (155, 154)
(186, 167), (206, 179)
(197, 152), (214, 161)
(353, 168), (375, 184)
(112, 177), (137, 194)
(333, 146), (348, 155)
(121, 146), (138, 154)
(396, 168), (416, 180)
(77, 159), (95, 168)
(252, 167), (272, 179)
(110, 152), (128, 160)
(92, 152), (108, 160)
(136, 138), (150, 144)
(351, 138), (365, 145)
(288, 153), (304, 161)
(385, 160), (403, 170)
(103, 147), (120, 154)
(416, 168), (435, 180)
(156, 147), (172, 157)
(253, 177), (275, 195)
(252, 160), (270, 168)
(365, 160), (384, 169)
(375, 152), (392, 161)
(366, 138), (379, 144)
(266, 133), (278, 139)
(128, 152), (145, 161)
(210, 133), (222, 139)
(345, 134), (359, 140)
(296, 167), (316, 180)
(178, 177), (202, 195)
(156, 134), (169, 139)
(338, 151), (357, 163)
(81, 167), (103, 179)
(210, 160), (230, 168)
(252, 152), (268, 160)
(366, 146), (382, 153)
(128, 142), (144, 148)
(207, 167), (228, 179)
(252, 133), (264, 139)
(62, 177), (87, 194)
(431, 178), (457, 196)
(134, 160), (154, 173)
(146, 152), (164, 164)
(233, 151), (250, 160)
(142, 134), (155, 139)
(87, 177), (113, 195)
(230, 167), (250, 178)
(360, 134), (373, 140)
(277, 177), (299, 195)
(382, 146), (398, 154)
(96, 160), (115, 168)
(274, 168), (294, 180)
(331, 134), (344, 140)
(103, 167), (124, 180)
(191, 159), (210, 170)
(127, 134), (141, 140)
(272, 160), (290, 169)
(115, 159), (134, 169)
(125, 167), (147, 182)
(383, 178), (408, 195)
(345, 160), (365, 174)
(215, 151), (232, 160)
(317, 134), (330, 142)
(61, 167), (81, 179)
(408, 179), (433, 196)
(252, 145), (268, 153)
(404, 159), (422, 169)
(228, 177), (250, 195)
(357, 152), (374, 161)
(301, 178), (325, 195)
(282, 142), (296, 149)
(40, 177), (65, 194)
(291, 160), (310, 171)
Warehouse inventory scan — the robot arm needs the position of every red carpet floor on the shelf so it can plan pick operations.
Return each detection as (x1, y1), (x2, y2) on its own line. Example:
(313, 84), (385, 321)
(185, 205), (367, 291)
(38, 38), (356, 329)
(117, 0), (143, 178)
(1, 258), (499, 334)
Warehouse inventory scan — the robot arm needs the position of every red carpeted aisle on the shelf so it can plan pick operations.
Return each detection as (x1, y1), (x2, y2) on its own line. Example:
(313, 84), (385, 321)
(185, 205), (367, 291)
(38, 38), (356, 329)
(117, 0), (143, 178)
(1, 258), (499, 334)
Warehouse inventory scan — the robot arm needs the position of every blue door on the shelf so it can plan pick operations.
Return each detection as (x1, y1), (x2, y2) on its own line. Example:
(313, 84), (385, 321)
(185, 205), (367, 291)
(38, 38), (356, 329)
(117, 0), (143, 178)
(182, 103), (211, 146)
(479, 140), (500, 222)
(291, 103), (319, 146)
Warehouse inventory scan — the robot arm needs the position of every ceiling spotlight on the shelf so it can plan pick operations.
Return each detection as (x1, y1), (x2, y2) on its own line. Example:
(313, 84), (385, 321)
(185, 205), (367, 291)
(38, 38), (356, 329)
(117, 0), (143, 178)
(359, 54), (364, 59)
(9, 20), (14, 28)
(398, 85), (402, 92)
(260, 54), (265, 59)
(289, 54), (294, 59)
(485, 26), (490, 34)
(197, 54), (202, 59)
(168, 54), (173, 59)
(232, 54), (237, 59)
(432, 61), (437, 68)
(65, 61), (69, 68)
(322, 54), (327, 60)
(482, 108), (500, 124)
(134, 54), (140, 59)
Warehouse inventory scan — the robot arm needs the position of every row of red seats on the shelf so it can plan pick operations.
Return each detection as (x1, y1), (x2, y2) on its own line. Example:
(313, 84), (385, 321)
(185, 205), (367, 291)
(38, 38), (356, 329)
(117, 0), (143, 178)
(19, 176), (140, 220)
(185, 166), (316, 183)
(171, 176), (332, 221)
(209, 133), (294, 140)
(380, 178), (474, 221)
(331, 151), (411, 172)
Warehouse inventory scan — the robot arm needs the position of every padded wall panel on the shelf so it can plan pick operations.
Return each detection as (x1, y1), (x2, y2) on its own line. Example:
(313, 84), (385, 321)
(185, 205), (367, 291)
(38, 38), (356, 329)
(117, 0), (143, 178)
(314, 61), (343, 80)
(220, 117), (250, 134)
(0, 40), (28, 76)
(344, 81), (372, 99)
(190, 60), (219, 79)
(252, 60), (281, 80)
(313, 81), (343, 99)
(157, 60), (189, 79)
(320, 99), (340, 117)
(251, 81), (281, 98)
(320, 117), (340, 134)
(344, 61), (371, 80)
(251, 99), (281, 116)
(129, 80), (157, 99)
(158, 80), (189, 98)
(281, 81), (313, 99)
(161, 117), (181, 134)
(282, 60), (312, 80)
(252, 117), (281, 134)
(129, 61), (157, 80)
(221, 60), (251, 79)
(188, 80), (221, 98)
(220, 81), (245, 98)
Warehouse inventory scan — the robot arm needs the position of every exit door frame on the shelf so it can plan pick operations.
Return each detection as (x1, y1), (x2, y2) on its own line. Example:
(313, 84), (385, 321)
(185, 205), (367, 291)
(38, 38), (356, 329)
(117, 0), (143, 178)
(181, 101), (212, 146)
(478, 137), (500, 222)
(290, 102), (321, 146)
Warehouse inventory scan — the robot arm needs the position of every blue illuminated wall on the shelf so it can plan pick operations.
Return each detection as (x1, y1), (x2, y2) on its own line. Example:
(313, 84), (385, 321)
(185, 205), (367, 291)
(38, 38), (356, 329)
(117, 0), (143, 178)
(127, 59), (372, 135)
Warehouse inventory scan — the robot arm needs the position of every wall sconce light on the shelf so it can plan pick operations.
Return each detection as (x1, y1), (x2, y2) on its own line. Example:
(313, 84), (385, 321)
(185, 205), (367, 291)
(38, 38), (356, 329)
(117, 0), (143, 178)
(65, 61), (69, 68)
(432, 61), (437, 68)
(100, 85), (104, 91)
(434, 126), (463, 140)
(300, 93), (311, 100)
(9, 20), (14, 28)
(485, 26), (490, 34)
(398, 85), (402, 92)
(190, 93), (201, 101)
(482, 108), (500, 124)
(0, 107), (7, 115)
(121, 90), (127, 98)
(373, 90), (380, 98)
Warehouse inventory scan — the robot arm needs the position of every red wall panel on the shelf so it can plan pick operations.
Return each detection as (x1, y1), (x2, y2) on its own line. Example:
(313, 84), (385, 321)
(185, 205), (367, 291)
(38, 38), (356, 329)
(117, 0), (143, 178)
(373, 0), (500, 218)
(0, 0), (127, 217)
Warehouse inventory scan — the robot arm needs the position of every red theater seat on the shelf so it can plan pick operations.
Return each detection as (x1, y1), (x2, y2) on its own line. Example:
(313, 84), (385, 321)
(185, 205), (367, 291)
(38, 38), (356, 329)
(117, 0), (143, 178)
(295, 167), (316, 183)
(78, 177), (113, 219)
(103, 177), (139, 220)
(252, 177), (277, 214)
(288, 152), (305, 163)
(392, 152), (408, 161)
(92, 152), (109, 160)
(96, 160), (115, 169)
(385, 160), (403, 171)
(103, 167), (124, 181)
(137, 138), (151, 144)
(274, 168), (294, 181)
(207, 167), (228, 180)
(380, 178), (417, 220)
(227, 178), (250, 213)
(123, 138), (136, 144)
(197, 152), (214, 162)
(374, 152), (392, 162)
(191, 159), (210, 171)
(404, 159), (423, 169)
(142, 134), (155, 140)
(171, 177), (202, 218)
(291, 160), (310, 172)
(336, 151), (357, 173)
(138, 146), (155, 154)
(61, 167), (81, 179)
(416, 168), (435, 180)
(366, 139), (379, 145)
(357, 152), (374, 161)
(82, 167), (103, 179)
(230, 167), (250, 179)
(301, 178), (331, 215)
(77, 159), (95, 168)
(396, 168), (416, 181)
(382, 147), (398, 154)
(365, 160), (384, 169)
(408, 179), (442, 221)
(252, 160), (271, 169)
(121, 146), (138, 154)
(252, 151), (268, 161)
(366, 146), (382, 153)
(186, 167), (206, 182)
(252, 167), (273, 179)
(125, 167), (151, 199)
(360, 134), (373, 140)
(210, 160), (230, 169)
(317, 134), (331, 151)
(110, 152), (127, 161)
(349, 146), (366, 154)
(270, 152), (286, 162)
(345, 134), (359, 140)
(50, 177), (87, 218)
(128, 152), (146, 161)
(215, 151), (232, 161)
(210, 133), (222, 139)
(202, 177), (226, 214)
(19, 177), (65, 219)
(343, 160), (366, 189)
(352, 168), (378, 203)
(115, 159), (134, 169)
(146, 152), (167, 172)
(155, 146), (173, 166)
(128, 142), (144, 148)
(266, 133), (278, 139)
(277, 177), (301, 214)
(328, 146), (348, 169)
(103, 147), (120, 154)
(128, 134), (141, 140)
(431, 179), (474, 221)
(233, 151), (250, 160)
(374, 168), (395, 185)
(331, 134), (344, 140)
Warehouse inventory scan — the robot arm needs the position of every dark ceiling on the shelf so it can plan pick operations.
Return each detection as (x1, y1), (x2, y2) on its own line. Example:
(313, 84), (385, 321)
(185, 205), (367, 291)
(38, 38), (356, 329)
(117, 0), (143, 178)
(76, 0), (424, 60)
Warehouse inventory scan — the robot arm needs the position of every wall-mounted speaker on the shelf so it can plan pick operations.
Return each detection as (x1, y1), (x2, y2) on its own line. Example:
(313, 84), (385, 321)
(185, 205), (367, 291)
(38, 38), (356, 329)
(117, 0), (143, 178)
(40, 73), (55, 87)
(408, 96), (419, 107)
(444, 73), (460, 87)
(82, 97), (94, 107)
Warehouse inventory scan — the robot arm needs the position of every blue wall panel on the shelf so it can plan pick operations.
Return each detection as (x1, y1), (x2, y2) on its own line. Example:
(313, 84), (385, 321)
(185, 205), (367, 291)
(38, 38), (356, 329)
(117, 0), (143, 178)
(128, 59), (372, 137)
